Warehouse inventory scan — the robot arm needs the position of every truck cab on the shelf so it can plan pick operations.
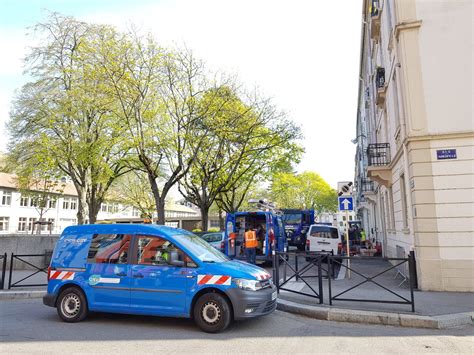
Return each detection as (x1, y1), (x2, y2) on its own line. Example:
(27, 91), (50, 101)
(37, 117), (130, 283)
(224, 211), (286, 263)
(281, 209), (315, 250)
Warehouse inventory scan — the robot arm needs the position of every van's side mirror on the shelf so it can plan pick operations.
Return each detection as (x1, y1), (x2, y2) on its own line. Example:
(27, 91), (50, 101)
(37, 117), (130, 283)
(169, 251), (185, 267)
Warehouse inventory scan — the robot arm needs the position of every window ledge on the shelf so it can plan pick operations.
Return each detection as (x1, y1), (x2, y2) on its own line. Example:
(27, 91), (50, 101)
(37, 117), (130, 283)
(402, 228), (411, 234)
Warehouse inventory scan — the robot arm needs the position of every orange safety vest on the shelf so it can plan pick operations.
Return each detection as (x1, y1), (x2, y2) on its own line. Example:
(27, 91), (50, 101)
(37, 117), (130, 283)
(244, 231), (258, 249)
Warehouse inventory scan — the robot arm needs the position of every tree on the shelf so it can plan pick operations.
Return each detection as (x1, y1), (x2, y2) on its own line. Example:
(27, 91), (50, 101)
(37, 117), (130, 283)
(13, 163), (66, 234)
(111, 172), (156, 220)
(180, 87), (303, 230)
(7, 13), (131, 224)
(270, 171), (338, 213)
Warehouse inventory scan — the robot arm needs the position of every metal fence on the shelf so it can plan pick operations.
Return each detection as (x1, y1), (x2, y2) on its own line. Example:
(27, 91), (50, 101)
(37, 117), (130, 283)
(8, 253), (49, 289)
(272, 250), (416, 312)
(273, 250), (330, 304)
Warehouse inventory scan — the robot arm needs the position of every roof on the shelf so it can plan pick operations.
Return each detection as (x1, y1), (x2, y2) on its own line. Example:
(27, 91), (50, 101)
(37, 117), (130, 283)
(0, 172), (78, 196)
(63, 223), (193, 237)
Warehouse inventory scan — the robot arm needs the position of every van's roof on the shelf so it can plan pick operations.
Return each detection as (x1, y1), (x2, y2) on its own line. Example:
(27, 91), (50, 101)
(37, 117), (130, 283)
(309, 224), (338, 230)
(62, 224), (193, 237)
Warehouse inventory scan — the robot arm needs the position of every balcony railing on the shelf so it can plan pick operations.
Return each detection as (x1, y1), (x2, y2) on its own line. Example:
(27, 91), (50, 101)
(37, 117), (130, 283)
(367, 143), (390, 166)
(360, 179), (375, 192)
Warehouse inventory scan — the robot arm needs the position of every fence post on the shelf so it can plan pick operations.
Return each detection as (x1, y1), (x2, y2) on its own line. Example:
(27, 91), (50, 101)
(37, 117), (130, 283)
(272, 244), (276, 287)
(317, 255), (323, 304)
(1, 253), (6, 290)
(8, 253), (14, 290)
(328, 256), (333, 305)
(408, 251), (416, 312)
(408, 250), (418, 289)
(295, 254), (299, 282)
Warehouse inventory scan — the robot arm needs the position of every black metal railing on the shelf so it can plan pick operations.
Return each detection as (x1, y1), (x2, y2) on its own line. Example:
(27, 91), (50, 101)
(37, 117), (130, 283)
(327, 253), (416, 312)
(360, 178), (375, 192)
(8, 253), (48, 289)
(0, 253), (6, 290)
(376, 67), (385, 88)
(273, 250), (332, 304)
(367, 143), (390, 166)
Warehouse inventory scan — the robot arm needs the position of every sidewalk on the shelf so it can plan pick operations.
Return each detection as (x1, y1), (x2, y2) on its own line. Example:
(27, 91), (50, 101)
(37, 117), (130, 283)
(273, 258), (474, 328)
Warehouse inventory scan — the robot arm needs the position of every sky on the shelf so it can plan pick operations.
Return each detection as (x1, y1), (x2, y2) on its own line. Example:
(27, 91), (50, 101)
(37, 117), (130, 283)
(0, 0), (363, 189)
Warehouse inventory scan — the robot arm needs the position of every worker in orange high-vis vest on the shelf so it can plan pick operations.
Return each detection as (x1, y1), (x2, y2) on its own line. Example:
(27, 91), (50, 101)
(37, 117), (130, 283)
(244, 229), (258, 264)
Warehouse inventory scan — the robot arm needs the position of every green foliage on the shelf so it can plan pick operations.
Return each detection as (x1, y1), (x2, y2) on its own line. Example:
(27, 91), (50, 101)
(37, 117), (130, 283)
(270, 171), (337, 213)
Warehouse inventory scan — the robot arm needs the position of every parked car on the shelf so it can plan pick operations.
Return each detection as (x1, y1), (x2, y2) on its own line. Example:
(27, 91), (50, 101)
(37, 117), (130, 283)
(43, 224), (276, 333)
(306, 224), (342, 260)
(200, 232), (225, 252)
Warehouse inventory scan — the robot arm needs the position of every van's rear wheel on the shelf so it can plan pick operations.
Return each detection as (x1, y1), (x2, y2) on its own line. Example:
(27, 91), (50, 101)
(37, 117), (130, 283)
(193, 293), (231, 333)
(57, 287), (88, 323)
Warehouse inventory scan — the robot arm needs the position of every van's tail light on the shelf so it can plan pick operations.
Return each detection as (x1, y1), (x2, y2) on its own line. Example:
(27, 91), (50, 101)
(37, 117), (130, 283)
(269, 228), (275, 243)
(338, 243), (342, 254)
(47, 266), (53, 281)
(306, 239), (310, 251)
(220, 241), (225, 250)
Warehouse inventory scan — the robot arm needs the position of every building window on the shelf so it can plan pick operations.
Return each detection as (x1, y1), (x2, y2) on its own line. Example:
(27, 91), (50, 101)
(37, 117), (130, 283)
(132, 208), (140, 217)
(0, 217), (10, 231)
(63, 197), (70, 210)
(48, 198), (57, 209)
(70, 198), (77, 210)
(400, 174), (409, 229)
(20, 195), (28, 207)
(28, 218), (37, 231)
(0, 190), (12, 206)
(113, 203), (119, 213)
(101, 203), (107, 212)
(30, 198), (38, 207)
(18, 217), (27, 231)
(389, 187), (396, 229)
(349, 216), (353, 221)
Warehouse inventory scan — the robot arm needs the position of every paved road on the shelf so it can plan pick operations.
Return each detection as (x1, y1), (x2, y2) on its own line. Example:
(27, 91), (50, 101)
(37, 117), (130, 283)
(1, 299), (472, 354)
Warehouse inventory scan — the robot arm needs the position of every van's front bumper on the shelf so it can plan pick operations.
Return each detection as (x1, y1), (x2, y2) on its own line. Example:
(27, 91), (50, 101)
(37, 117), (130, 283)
(226, 284), (277, 320)
(43, 293), (56, 307)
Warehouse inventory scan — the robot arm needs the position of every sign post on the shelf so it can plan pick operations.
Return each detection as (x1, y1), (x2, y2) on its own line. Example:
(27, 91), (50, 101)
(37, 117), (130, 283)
(338, 182), (353, 279)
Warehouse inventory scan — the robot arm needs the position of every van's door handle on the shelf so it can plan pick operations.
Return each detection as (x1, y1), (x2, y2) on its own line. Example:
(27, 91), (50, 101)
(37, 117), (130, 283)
(115, 272), (127, 277)
(133, 273), (144, 278)
(186, 275), (196, 279)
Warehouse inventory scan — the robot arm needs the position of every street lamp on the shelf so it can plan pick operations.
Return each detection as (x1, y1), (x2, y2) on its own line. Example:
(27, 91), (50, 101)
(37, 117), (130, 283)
(351, 134), (367, 144)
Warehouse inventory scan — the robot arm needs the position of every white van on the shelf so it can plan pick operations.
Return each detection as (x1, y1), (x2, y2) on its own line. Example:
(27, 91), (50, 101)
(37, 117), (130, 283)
(305, 224), (342, 256)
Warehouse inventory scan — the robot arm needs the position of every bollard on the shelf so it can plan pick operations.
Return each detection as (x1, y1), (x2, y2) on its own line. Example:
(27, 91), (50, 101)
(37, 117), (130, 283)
(0, 253), (6, 290)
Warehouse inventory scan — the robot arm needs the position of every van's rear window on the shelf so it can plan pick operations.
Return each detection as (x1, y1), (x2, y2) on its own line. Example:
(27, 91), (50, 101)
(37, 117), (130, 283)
(309, 228), (339, 239)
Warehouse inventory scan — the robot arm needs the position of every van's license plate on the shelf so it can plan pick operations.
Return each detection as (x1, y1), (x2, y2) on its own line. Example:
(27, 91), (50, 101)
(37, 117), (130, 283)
(272, 291), (277, 300)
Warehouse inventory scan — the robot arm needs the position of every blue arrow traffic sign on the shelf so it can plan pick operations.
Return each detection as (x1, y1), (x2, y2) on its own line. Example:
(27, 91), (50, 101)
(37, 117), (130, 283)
(338, 196), (353, 211)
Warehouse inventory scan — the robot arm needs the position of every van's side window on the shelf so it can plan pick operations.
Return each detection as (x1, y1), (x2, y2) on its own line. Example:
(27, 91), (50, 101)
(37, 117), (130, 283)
(87, 234), (131, 264)
(136, 236), (195, 267)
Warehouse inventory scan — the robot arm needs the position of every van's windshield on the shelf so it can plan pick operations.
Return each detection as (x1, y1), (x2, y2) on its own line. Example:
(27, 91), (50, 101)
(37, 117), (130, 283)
(175, 234), (229, 263)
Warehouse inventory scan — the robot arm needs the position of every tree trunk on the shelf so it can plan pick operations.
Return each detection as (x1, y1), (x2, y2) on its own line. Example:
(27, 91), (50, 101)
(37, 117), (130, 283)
(219, 208), (225, 231)
(76, 187), (88, 225)
(88, 200), (101, 224)
(200, 205), (209, 232)
(147, 172), (166, 225)
(157, 197), (166, 225)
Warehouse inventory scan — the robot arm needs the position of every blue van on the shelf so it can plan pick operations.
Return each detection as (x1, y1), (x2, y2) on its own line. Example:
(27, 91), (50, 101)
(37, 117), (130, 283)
(43, 224), (276, 333)
(224, 211), (286, 263)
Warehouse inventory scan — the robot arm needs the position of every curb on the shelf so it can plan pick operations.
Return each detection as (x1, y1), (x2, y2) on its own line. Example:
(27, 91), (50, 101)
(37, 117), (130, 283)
(277, 299), (474, 329)
(0, 290), (46, 301)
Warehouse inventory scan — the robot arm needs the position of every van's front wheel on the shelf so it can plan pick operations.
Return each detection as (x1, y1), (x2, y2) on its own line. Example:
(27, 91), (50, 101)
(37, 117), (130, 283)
(57, 287), (88, 323)
(193, 293), (231, 333)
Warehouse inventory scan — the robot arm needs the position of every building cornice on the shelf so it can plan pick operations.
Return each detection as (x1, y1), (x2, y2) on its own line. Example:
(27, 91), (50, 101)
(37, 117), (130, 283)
(394, 20), (423, 40)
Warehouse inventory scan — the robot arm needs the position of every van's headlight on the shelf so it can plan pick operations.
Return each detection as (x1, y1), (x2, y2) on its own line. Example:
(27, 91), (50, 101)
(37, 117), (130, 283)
(234, 278), (262, 291)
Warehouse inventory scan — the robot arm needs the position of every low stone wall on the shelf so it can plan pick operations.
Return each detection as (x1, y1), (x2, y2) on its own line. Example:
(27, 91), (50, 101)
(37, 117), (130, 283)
(0, 234), (60, 270)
